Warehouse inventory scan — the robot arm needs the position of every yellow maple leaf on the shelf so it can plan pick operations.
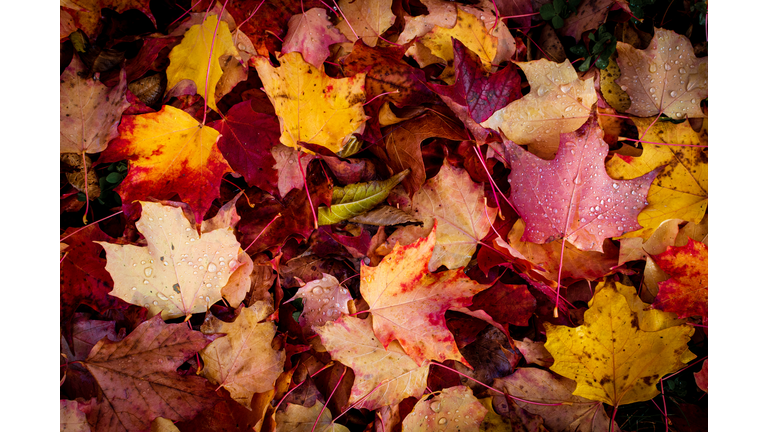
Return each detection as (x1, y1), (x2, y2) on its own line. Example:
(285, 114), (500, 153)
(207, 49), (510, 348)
(481, 59), (597, 159)
(420, 9), (498, 73)
(606, 118), (707, 239)
(200, 301), (285, 408)
(166, 15), (239, 112)
(335, 0), (395, 47)
(252, 52), (367, 153)
(544, 281), (695, 406)
(97, 202), (243, 320)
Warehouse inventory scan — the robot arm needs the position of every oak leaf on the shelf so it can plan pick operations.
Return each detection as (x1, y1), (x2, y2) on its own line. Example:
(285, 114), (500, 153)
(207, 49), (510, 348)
(650, 239), (708, 320)
(97, 201), (243, 319)
(60, 56), (130, 154)
(282, 8), (348, 69)
(605, 117), (707, 239)
(252, 52), (367, 153)
(615, 27), (707, 119)
(401, 385), (487, 431)
(482, 58), (598, 159)
(493, 368), (619, 432)
(200, 301), (285, 408)
(83, 315), (219, 432)
(98, 105), (232, 223)
(314, 315), (429, 411)
(544, 282), (696, 406)
(360, 226), (490, 366)
(166, 15), (239, 112)
(335, 0), (395, 47)
(275, 401), (350, 432)
(410, 159), (497, 271)
(503, 117), (659, 252)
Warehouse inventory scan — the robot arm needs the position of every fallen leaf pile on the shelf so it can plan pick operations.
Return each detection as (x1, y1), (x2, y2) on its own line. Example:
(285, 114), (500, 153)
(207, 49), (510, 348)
(60, 1), (708, 430)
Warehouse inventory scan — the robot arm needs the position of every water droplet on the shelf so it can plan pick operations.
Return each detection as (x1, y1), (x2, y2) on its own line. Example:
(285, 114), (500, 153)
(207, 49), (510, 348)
(322, 298), (330, 304)
(207, 263), (218, 272)
(144, 267), (153, 277)
(206, 283), (212, 288)
(670, 90), (678, 98)
(189, 238), (195, 242)
(143, 279), (150, 285)
(205, 296), (210, 303)
(153, 301), (158, 306)
(664, 63), (672, 71)
(537, 86), (547, 96)
(580, 218), (587, 223)
(131, 286), (137, 291)
(649, 64), (657, 73)
(559, 83), (572, 93)
(438, 418), (448, 425)
(691, 98), (696, 104)
(678, 68), (686, 74)
(675, 112), (682, 118)
(140, 260), (146, 265)
(649, 88), (656, 94)
(612, 183), (619, 189)
(619, 85), (628, 91)
(228, 259), (239, 269)
(157, 293), (169, 301)
(312, 287), (323, 295)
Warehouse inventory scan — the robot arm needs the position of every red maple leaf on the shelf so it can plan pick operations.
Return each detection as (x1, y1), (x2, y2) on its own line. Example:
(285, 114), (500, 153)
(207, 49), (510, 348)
(503, 116), (660, 252)
(651, 239), (708, 320)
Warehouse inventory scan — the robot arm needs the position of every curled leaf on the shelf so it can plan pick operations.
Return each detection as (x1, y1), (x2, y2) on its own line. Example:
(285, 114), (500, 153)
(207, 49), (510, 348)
(318, 170), (410, 225)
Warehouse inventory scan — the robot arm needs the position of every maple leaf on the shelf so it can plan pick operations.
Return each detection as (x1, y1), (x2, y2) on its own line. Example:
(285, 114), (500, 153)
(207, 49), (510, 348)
(82, 315), (219, 432)
(200, 301), (285, 408)
(605, 117), (707, 239)
(466, 282), (536, 328)
(275, 401), (350, 432)
(335, 0), (395, 47)
(493, 368), (619, 432)
(503, 117), (659, 252)
(282, 8), (348, 69)
(211, 100), (280, 196)
(252, 52), (367, 153)
(61, 225), (129, 321)
(410, 159), (497, 271)
(286, 274), (353, 328)
(314, 315), (429, 411)
(401, 385), (487, 431)
(98, 105), (231, 223)
(429, 38), (522, 138)
(419, 9), (498, 79)
(374, 111), (466, 194)
(482, 58), (598, 159)
(650, 239), (708, 320)
(60, 56), (130, 154)
(360, 226), (490, 366)
(341, 41), (434, 108)
(97, 201), (243, 319)
(615, 27), (708, 119)
(166, 15), (240, 112)
(544, 282), (696, 406)
(271, 144), (316, 198)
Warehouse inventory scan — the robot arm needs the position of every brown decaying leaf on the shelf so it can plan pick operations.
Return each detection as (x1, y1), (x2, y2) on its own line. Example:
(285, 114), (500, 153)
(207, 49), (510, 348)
(200, 301), (285, 408)
(83, 315), (219, 432)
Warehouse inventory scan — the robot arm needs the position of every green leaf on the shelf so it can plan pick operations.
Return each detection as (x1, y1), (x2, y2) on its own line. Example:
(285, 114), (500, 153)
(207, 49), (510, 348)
(106, 172), (123, 184)
(570, 44), (588, 57)
(317, 170), (410, 225)
(337, 135), (364, 158)
(595, 56), (609, 69)
(578, 56), (592, 72)
(553, 0), (566, 15)
(552, 15), (564, 29)
(539, 3), (556, 20)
